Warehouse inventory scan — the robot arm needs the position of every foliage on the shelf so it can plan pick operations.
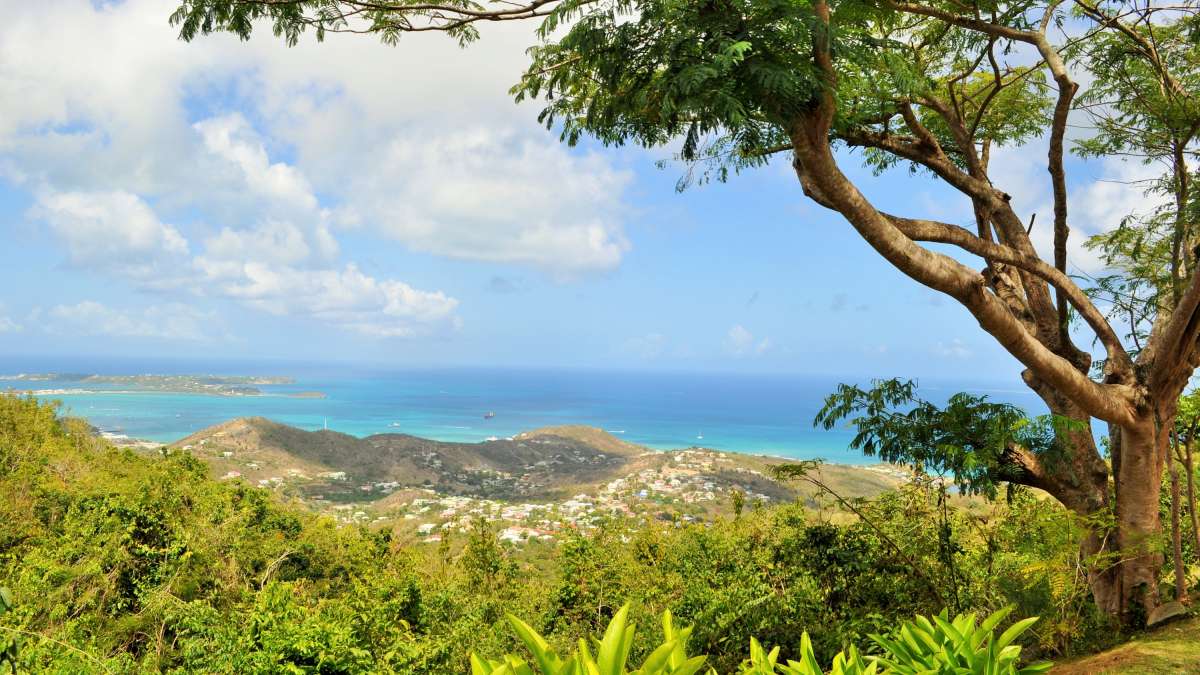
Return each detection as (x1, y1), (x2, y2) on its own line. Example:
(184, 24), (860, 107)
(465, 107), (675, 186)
(472, 604), (708, 675)
(0, 587), (16, 674)
(1073, 12), (1200, 352)
(740, 634), (875, 675)
(477, 604), (1048, 674)
(870, 608), (1049, 675)
(0, 393), (1124, 671)
(814, 379), (1078, 498)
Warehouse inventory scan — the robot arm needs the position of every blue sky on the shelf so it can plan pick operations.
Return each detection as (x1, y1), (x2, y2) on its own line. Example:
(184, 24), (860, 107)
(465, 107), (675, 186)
(0, 0), (1153, 381)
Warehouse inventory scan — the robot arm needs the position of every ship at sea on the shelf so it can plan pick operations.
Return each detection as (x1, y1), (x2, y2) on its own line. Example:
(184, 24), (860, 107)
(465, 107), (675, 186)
(483, 411), (495, 419)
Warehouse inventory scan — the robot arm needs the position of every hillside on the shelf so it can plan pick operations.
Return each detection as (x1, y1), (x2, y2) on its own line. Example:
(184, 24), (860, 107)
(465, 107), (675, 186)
(172, 417), (650, 501)
(169, 417), (907, 529)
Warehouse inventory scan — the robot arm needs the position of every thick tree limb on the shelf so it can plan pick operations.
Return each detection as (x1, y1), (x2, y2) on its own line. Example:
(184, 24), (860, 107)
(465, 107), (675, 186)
(1145, 269), (1200, 397)
(841, 127), (1064, 349)
(792, 125), (1138, 426)
(882, 214), (1134, 374)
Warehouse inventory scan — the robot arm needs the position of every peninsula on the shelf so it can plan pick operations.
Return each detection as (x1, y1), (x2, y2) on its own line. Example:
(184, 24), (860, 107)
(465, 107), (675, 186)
(2, 373), (316, 397)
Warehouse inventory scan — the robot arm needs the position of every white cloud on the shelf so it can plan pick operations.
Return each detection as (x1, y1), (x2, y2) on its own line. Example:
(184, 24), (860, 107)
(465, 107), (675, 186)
(359, 129), (631, 277)
(194, 114), (320, 213)
(624, 332), (667, 359)
(201, 262), (459, 337)
(985, 146), (1165, 276)
(0, 315), (20, 333)
(185, 120), (462, 336)
(0, 0), (634, 278)
(935, 338), (972, 359)
(726, 324), (772, 357)
(30, 151), (460, 338)
(1064, 157), (1166, 273)
(32, 190), (190, 283)
(755, 336), (773, 354)
(44, 301), (219, 341)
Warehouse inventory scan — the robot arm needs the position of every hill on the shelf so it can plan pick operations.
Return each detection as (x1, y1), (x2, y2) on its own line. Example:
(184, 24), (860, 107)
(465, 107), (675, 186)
(170, 418), (908, 525)
(173, 418), (652, 502)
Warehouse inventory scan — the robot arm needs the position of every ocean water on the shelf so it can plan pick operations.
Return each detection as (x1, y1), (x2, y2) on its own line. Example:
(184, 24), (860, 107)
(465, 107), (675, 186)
(0, 356), (1044, 465)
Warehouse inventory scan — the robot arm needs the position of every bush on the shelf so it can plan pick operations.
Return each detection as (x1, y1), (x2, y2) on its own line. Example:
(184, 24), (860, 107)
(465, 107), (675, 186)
(475, 604), (1049, 675)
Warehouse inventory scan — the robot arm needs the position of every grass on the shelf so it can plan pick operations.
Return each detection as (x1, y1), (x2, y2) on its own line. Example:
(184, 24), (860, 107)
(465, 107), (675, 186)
(1052, 614), (1200, 674)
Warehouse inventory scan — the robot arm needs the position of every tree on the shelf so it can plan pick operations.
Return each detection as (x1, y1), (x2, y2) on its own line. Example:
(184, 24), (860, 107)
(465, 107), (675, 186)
(1177, 390), (1200, 555)
(169, 0), (1200, 622)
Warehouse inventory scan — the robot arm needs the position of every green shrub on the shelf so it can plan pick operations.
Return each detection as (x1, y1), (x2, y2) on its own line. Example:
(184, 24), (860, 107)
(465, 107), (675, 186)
(471, 604), (708, 675)
(476, 605), (1048, 675)
(0, 587), (17, 674)
(871, 608), (1051, 675)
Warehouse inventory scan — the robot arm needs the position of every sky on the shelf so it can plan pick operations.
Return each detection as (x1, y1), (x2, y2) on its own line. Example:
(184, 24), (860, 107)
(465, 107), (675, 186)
(0, 0), (1161, 380)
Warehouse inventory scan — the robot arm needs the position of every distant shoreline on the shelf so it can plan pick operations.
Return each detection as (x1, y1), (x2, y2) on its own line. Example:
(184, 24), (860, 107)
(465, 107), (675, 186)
(93, 416), (894, 475)
(15, 388), (327, 399)
(4, 367), (953, 465)
(3, 373), (325, 400)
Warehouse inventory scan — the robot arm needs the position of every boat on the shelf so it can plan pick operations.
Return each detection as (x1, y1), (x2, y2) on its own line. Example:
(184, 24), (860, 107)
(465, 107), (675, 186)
(697, 431), (704, 441)
(483, 411), (495, 419)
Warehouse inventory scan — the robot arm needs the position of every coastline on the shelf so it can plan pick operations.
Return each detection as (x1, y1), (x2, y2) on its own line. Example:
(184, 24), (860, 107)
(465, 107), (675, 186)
(18, 388), (326, 399)
(0, 366), (1039, 465)
(96, 417), (902, 478)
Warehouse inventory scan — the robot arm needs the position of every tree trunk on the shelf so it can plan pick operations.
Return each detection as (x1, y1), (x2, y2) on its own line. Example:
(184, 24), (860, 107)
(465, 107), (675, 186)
(1021, 379), (1123, 614)
(1113, 421), (1168, 622)
(1057, 476), (1121, 615)
(1171, 450), (1187, 602)
(1186, 439), (1199, 555)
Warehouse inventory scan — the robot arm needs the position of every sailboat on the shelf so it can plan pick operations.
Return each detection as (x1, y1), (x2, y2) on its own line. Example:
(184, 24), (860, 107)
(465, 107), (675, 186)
(483, 411), (496, 419)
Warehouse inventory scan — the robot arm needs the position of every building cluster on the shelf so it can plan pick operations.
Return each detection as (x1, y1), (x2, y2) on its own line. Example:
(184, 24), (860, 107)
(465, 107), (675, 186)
(602, 450), (773, 506)
(371, 449), (781, 544)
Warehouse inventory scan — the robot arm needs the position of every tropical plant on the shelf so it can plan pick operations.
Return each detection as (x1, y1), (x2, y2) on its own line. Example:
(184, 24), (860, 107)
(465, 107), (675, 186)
(470, 605), (708, 675)
(871, 608), (1050, 675)
(740, 635), (876, 675)
(478, 605), (1047, 675)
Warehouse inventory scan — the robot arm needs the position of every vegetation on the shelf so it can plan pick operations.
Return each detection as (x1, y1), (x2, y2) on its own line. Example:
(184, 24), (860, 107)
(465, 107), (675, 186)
(166, 0), (1200, 623)
(0, 392), (1155, 672)
(473, 604), (1050, 674)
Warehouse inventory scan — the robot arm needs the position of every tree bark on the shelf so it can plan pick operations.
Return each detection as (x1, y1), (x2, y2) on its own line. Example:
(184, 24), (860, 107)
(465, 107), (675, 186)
(1171, 450), (1188, 602)
(1187, 439), (1199, 554)
(1114, 420), (1168, 620)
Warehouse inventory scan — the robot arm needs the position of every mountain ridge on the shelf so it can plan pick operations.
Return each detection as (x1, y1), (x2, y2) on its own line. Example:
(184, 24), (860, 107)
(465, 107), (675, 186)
(167, 417), (908, 522)
(172, 417), (650, 501)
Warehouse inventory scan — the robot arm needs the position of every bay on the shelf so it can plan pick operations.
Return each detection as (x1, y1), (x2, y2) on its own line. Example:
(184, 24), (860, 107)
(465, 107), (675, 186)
(0, 355), (1043, 465)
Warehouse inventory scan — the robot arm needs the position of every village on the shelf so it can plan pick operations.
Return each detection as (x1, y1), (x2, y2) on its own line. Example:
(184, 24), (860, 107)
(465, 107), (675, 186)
(324, 449), (784, 541)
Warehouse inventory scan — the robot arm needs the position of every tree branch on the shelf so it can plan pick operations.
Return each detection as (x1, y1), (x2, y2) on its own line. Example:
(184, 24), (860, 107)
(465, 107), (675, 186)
(792, 122), (1138, 426)
(882, 213), (1134, 374)
(1145, 269), (1200, 398)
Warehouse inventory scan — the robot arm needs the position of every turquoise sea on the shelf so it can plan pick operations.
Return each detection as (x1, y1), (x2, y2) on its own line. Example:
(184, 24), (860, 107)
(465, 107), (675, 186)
(0, 356), (1044, 465)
